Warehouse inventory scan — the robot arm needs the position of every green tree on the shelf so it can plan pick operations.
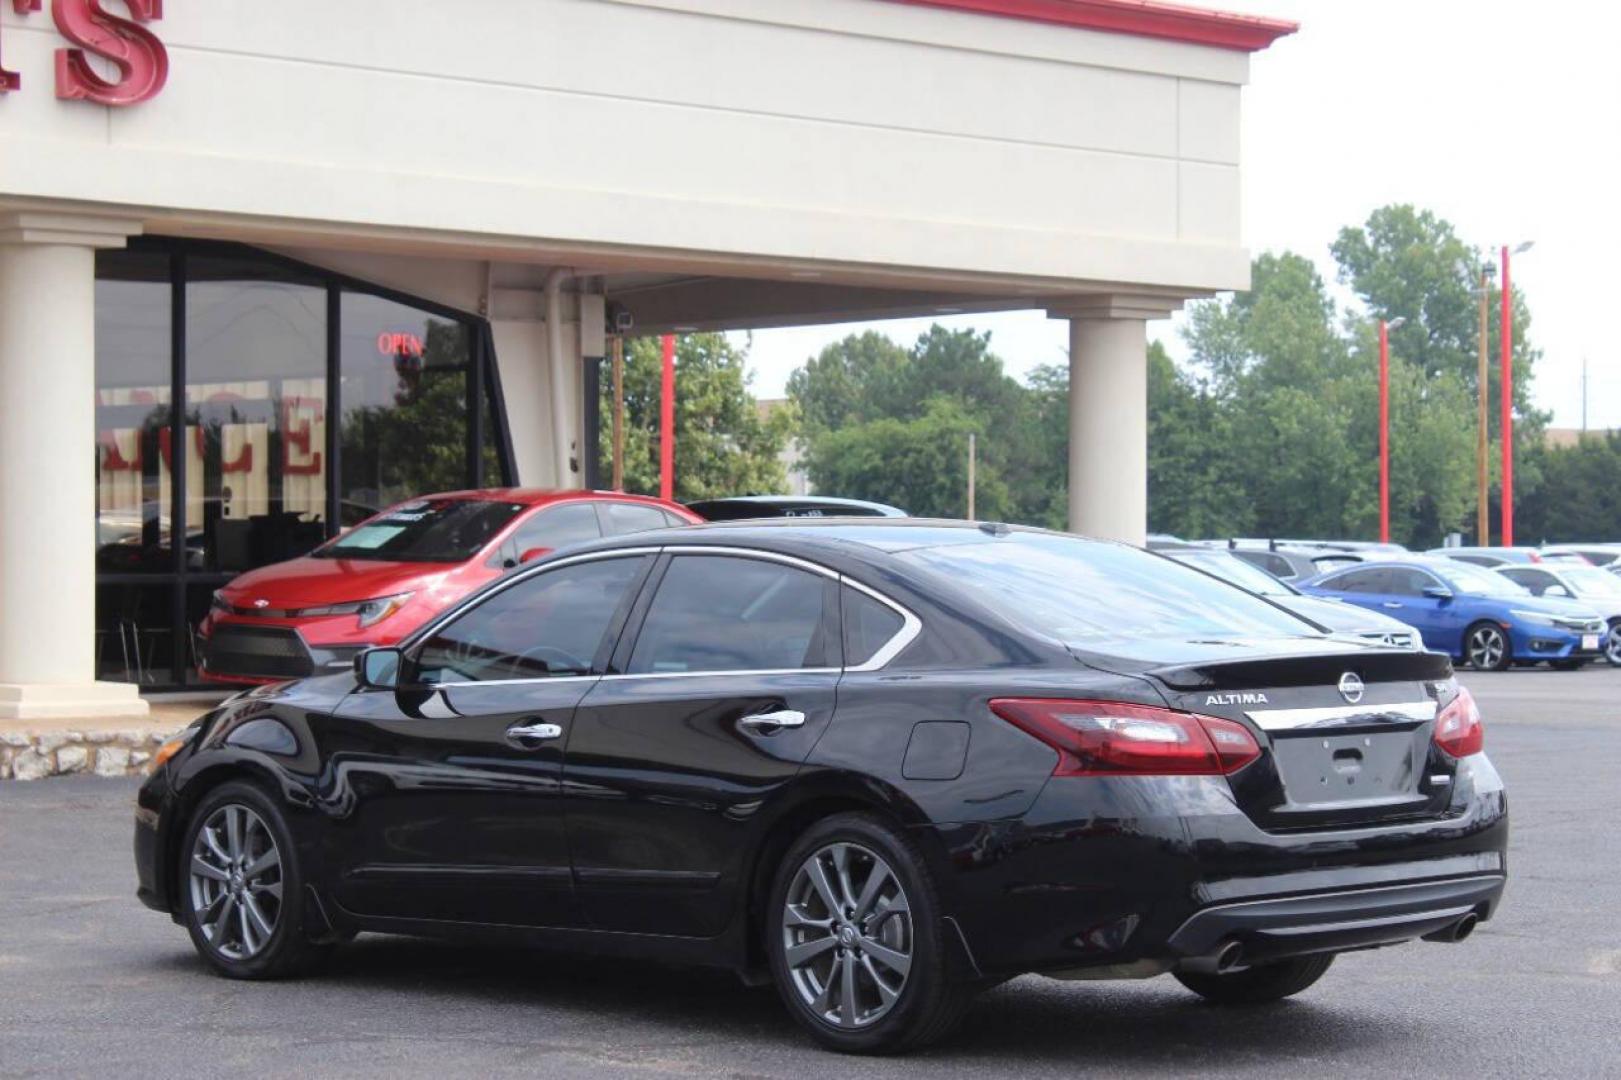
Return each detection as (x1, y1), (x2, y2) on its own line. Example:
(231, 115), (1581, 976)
(602, 333), (794, 502)
(1332, 204), (1545, 436)
(803, 398), (1006, 519)
(1146, 342), (1252, 538)
(1519, 434), (1621, 543)
(787, 331), (909, 436)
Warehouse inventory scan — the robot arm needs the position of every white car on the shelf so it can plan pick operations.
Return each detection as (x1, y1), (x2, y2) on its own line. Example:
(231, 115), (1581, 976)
(1496, 563), (1621, 666)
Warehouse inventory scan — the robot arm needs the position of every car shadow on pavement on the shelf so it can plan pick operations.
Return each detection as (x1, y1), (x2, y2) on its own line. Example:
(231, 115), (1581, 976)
(166, 934), (1425, 1065)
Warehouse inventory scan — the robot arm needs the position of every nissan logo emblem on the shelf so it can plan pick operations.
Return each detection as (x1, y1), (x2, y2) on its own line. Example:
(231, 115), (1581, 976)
(253, 599), (270, 609)
(1338, 672), (1365, 705)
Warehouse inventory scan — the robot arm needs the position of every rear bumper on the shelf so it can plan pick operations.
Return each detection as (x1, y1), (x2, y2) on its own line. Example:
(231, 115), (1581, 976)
(926, 752), (1508, 977)
(1165, 873), (1505, 965)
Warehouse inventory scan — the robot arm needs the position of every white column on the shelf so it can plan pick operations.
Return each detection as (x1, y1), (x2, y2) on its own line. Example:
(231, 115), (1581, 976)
(1051, 296), (1182, 547)
(0, 211), (147, 721)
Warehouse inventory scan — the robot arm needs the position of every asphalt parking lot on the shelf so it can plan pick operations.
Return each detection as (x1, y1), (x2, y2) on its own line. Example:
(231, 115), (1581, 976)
(2, 667), (1618, 1079)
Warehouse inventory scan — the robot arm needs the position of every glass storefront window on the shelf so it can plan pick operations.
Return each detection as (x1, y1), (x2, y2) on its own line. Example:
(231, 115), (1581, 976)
(186, 256), (329, 574)
(340, 292), (472, 513)
(95, 251), (173, 575)
(91, 240), (510, 688)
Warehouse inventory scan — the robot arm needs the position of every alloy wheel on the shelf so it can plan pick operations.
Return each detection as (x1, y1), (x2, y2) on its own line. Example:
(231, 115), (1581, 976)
(1468, 626), (1506, 670)
(1607, 626), (1621, 667)
(189, 803), (283, 961)
(781, 842), (913, 1030)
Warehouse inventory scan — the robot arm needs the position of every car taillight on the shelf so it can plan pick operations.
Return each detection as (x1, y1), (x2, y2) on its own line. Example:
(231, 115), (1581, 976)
(989, 699), (1261, 777)
(1433, 686), (1484, 758)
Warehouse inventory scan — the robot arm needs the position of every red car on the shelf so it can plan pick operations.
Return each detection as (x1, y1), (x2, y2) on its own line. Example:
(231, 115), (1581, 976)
(199, 490), (700, 685)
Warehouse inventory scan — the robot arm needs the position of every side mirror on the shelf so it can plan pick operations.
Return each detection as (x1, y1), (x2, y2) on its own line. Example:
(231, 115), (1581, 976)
(519, 546), (553, 564)
(355, 647), (404, 690)
(1422, 586), (1454, 601)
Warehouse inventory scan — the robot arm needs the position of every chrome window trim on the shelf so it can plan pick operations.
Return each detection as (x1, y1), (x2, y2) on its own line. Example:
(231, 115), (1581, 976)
(412, 543), (923, 689)
(431, 674), (603, 689)
(600, 667), (842, 682)
(1245, 701), (1437, 731)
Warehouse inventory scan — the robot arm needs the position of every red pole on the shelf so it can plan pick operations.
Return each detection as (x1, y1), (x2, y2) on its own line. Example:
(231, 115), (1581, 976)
(1378, 319), (1390, 544)
(659, 333), (676, 502)
(1499, 245), (1514, 547)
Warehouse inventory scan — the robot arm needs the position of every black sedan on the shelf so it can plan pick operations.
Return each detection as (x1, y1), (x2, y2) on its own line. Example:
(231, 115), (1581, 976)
(135, 522), (1506, 1054)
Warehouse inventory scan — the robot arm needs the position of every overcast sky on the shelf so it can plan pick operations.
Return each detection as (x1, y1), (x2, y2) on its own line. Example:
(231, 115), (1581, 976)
(736, 0), (1618, 431)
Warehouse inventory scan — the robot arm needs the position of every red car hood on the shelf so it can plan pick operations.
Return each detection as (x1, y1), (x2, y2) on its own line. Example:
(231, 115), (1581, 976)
(218, 556), (451, 608)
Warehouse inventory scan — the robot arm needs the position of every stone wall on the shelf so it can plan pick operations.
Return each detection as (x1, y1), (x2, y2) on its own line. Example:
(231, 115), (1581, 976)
(0, 728), (182, 780)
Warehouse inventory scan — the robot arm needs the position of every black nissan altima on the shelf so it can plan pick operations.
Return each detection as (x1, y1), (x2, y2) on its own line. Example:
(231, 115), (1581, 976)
(134, 521), (1507, 1054)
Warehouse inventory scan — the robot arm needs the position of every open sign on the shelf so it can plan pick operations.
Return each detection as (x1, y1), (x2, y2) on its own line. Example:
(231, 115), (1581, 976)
(377, 332), (425, 359)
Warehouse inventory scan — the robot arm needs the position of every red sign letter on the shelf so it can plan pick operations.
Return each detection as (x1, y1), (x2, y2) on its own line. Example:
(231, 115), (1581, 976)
(53, 0), (167, 106)
(2, 1), (44, 94)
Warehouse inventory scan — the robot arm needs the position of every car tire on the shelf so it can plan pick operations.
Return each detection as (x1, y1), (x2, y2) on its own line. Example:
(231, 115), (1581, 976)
(1463, 622), (1512, 672)
(1605, 623), (1621, 667)
(765, 812), (975, 1054)
(179, 780), (328, 980)
(1174, 953), (1334, 1006)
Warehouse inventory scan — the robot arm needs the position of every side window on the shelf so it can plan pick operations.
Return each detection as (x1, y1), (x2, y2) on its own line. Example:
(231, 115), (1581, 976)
(628, 556), (829, 674)
(1384, 569), (1432, 597)
(601, 502), (673, 537)
(1453, 554), (1500, 567)
(1261, 554), (1294, 579)
(505, 503), (602, 563)
(1324, 568), (1384, 594)
(843, 586), (906, 668)
(415, 557), (645, 683)
(661, 509), (692, 528)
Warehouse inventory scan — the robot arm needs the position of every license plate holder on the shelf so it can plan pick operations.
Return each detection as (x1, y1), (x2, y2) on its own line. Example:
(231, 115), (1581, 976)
(1583, 634), (1600, 651)
(1273, 729), (1422, 807)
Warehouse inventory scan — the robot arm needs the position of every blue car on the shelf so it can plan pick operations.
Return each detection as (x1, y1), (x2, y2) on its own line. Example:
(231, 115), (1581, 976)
(1300, 557), (1607, 670)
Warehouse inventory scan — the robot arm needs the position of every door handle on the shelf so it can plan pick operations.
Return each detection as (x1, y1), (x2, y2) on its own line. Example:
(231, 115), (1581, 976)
(506, 721), (564, 747)
(1382, 602), (1403, 609)
(739, 709), (807, 732)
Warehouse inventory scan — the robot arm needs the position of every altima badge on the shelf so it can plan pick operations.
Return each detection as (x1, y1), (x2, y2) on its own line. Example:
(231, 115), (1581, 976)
(1338, 672), (1365, 704)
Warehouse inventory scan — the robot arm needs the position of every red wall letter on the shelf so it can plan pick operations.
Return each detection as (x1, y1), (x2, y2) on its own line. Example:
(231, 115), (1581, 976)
(53, 0), (167, 106)
(2, 1), (45, 94)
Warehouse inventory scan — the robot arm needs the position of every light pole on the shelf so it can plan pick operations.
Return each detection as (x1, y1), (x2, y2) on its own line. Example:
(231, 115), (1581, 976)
(1475, 262), (1496, 544)
(1500, 241), (1533, 546)
(1379, 316), (1406, 544)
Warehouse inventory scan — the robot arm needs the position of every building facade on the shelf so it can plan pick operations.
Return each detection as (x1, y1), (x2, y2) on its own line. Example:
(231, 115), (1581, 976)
(0, 0), (1292, 713)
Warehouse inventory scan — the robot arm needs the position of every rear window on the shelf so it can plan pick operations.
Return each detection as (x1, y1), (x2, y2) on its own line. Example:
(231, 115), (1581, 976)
(901, 533), (1313, 645)
(317, 499), (524, 563)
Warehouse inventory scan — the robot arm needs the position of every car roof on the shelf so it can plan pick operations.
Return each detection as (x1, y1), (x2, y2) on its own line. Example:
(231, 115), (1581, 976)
(397, 488), (692, 512)
(544, 518), (1106, 565)
(685, 495), (908, 515)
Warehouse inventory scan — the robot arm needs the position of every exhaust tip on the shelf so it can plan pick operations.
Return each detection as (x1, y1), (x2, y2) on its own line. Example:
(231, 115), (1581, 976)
(1424, 912), (1480, 944)
(1215, 940), (1245, 972)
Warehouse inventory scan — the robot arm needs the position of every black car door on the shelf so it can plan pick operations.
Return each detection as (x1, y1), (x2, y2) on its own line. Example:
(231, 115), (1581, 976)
(323, 552), (653, 927)
(563, 551), (843, 937)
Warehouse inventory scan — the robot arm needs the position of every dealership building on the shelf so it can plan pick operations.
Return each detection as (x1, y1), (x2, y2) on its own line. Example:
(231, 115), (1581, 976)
(0, 0), (1292, 714)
